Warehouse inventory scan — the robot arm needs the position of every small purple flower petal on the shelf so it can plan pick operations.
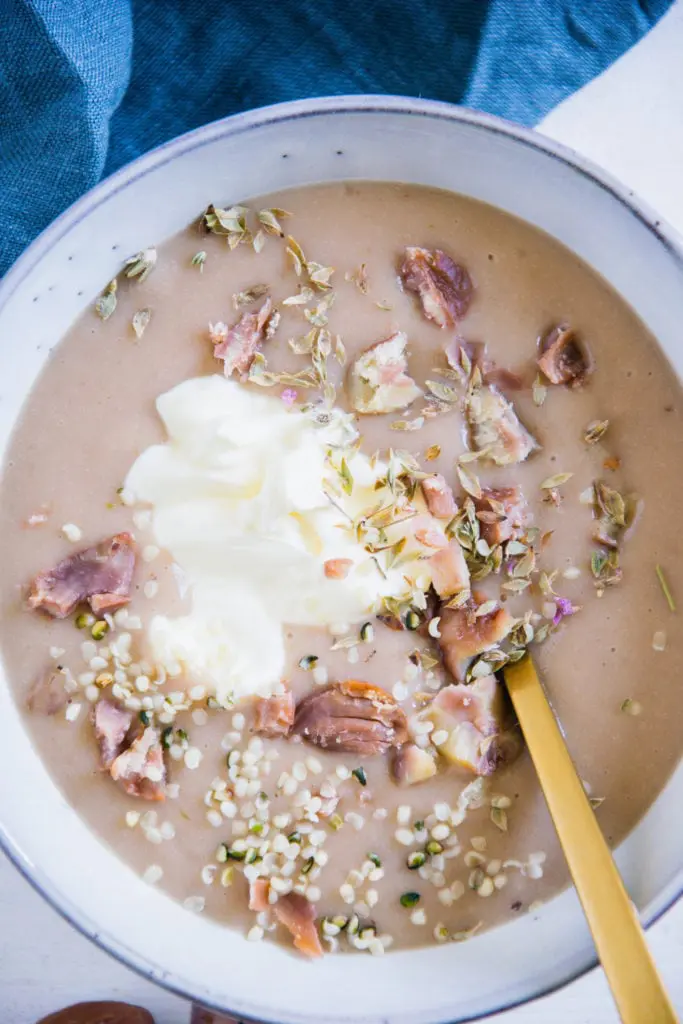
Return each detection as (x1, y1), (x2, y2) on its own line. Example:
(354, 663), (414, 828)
(281, 388), (297, 407)
(553, 596), (575, 625)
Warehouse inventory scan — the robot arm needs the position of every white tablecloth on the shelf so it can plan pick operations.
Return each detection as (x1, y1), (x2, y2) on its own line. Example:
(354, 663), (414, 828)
(3, 3), (683, 1020)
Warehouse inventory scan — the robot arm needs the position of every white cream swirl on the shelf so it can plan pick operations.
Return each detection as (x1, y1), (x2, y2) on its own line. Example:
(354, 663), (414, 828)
(126, 376), (444, 701)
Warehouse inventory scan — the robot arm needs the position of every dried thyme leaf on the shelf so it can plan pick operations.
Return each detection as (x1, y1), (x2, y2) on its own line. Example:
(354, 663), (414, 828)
(444, 589), (471, 610)
(584, 419), (609, 445)
(124, 248), (157, 281)
(532, 373), (547, 407)
(458, 346), (473, 380)
(232, 284), (269, 309)
(95, 279), (117, 320)
(655, 564), (676, 612)
(385, 536), (407, 570)
(131, 308), (151, 338)
(204, 205), (245, 233)
(339, 458), (354, 496)
(459, 448), (494, 465)
(475, 537), (492, 558)
(308, 261), (335, 291)
(305, 292), (336, 328)
(541, 472), (573, 491)
(620, 698), (642, 716)
(333, 334), (346, 366)
(252, 230), (266, 253)
(248, 352), (317, 390)
(594, 480), (626, 528)
(474, 599), (498, 618)
(591, 550), (607, 578)
(589, 796), (606, 809)
(543, 488), (562, 508)
(329, 635), (361, 651)
(191, 250), (207, 271)
(286, 236), (306, 276)
(273, 370), (318, 388)
(426, 380), (459, 405)
(421, 400), (454, 420)
(286, 236), (334, 290)
(490, 807), (508, 832)
(538, 570), (558, 596)
(451, 922), (483, 943)
(511, 549), (536, 578)
(283, 287), (315, 307)
(315, 327), (332, 360)
(346, 263), (369, 294)
(204, 205), (250, 243)
(227, 230), (244, 251)
(257, 208), (291, 236)
(424, 444), (441, 462)
(390, 417), (425, 432)
(289, 329), (317, 355)
(591, 548), (622, 588)
(509, 619), (534, 647)
(310, 327), (334, 400)
(456, 462), (482, 499)
(534, 622), (553, 645)
(421, 650), (440, 671)
(375, 299), (392, 311)
(501, 578), (531, 593)
(471, 541), (503, 581)
(467, 655), (500, 681)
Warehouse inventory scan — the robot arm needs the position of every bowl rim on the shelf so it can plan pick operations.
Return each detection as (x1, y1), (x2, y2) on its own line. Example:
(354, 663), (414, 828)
(1, 93), (682, 1023)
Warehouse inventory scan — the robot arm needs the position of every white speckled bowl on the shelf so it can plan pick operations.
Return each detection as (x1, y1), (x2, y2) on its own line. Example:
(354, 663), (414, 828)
(1, 96), (682, 1024)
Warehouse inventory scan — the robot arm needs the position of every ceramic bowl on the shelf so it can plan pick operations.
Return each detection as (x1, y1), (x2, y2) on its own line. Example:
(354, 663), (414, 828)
(1, 96), (682, 1024)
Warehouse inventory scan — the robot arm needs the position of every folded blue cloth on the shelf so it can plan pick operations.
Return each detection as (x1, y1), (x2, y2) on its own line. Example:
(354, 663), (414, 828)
(0, 0), (671, 277)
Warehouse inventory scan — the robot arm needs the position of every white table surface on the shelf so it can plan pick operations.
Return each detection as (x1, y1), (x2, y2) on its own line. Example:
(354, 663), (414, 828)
(3, 3), (683, 1021)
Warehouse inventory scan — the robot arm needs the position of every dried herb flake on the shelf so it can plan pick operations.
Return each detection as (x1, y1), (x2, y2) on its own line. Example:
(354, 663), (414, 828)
(257, 208), (291, 236)
(124, 248), (157, 282)
(541, 472), (573, 490)
(655, 564), (676, 612)
(584, 419), (609, 445)
(95, 279), (118, 320)
(426, 380), (459, 405)
(457, 462), (482, 499)
(339, 457), (354, 496)
(346, 263), (369, 294)
(232, 284), (269, 309)
(532, 374), (547, 407)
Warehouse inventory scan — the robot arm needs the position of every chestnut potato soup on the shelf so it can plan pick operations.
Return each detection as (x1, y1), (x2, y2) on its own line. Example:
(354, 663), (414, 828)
(2, 183), (682, 959)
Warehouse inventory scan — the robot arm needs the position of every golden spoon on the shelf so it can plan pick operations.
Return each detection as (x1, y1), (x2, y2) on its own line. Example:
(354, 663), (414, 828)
(504, 655), (677, 1024)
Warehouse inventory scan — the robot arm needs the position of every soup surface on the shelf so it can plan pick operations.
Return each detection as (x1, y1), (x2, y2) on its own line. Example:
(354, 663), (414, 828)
(1, 182), (682, 958)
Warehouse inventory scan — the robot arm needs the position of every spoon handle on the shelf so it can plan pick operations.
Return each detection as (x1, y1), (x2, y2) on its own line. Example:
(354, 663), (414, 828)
(504, 656), (677, 1024)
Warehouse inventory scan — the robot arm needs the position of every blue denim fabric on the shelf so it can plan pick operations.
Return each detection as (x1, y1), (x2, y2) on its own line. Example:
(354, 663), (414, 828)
(0, 0), (671, 275)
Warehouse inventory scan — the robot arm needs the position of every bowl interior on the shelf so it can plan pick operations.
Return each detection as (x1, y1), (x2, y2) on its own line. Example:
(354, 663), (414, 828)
(1, 97), (682, 1024)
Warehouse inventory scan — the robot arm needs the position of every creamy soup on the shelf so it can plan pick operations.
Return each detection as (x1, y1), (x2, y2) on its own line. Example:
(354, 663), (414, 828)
(1, 182), (681, 959)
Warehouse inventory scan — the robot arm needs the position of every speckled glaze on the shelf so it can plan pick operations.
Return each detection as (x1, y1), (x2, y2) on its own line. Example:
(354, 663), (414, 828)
(0, 97), (682, 1024)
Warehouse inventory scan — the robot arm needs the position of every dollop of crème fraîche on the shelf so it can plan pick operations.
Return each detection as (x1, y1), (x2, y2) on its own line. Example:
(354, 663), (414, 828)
(125, 375), (449, 701)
